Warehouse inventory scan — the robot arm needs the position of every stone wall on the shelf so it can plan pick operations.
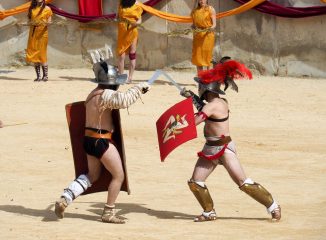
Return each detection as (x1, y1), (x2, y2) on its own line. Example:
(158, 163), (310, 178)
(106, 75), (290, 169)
(0, 0), (325, 77)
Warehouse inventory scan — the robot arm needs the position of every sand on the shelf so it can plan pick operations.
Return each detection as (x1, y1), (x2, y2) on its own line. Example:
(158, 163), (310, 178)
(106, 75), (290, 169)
(0, 67), (325, 240)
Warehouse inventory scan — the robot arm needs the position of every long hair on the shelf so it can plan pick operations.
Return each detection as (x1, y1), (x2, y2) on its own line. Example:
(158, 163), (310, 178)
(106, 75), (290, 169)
(193, 0), (209, 9)
(120, 0), (136, 8)
(28, 0), (46, 19)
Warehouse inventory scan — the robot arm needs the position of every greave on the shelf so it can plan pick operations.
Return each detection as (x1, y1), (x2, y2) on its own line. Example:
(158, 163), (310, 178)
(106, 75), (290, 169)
(188, 180), (214, 212)
(239, 178), (274, 209)
(34, 64), (41, 81)
(61, 174), (92, 204)
(42, 65), (48, 81)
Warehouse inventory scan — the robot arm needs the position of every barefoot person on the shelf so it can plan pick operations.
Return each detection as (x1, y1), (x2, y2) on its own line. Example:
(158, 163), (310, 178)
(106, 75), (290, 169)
(117, 0), (143, 83)
(181, 57), (281, 222)
(55, 60), (150, 224)
(191, 0), (216, 75)
(26, 0), (52, 82)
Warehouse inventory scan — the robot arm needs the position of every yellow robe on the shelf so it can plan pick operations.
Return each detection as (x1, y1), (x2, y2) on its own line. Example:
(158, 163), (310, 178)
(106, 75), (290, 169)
(26, 6), (53, 64)
(116, 3), (143, 56)
(191, 6), (215, 67)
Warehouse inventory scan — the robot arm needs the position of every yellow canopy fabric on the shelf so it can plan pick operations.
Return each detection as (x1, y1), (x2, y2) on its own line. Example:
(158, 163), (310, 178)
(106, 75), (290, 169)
(138, 0), (267, 23)
(0, 0), (53, 20)
(321, 0), (326, 3)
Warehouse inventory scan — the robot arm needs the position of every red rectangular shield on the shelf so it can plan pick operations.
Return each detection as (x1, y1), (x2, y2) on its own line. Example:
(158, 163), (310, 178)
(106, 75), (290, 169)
(65, 101), (130, 195)
(156, 98), (197, 162)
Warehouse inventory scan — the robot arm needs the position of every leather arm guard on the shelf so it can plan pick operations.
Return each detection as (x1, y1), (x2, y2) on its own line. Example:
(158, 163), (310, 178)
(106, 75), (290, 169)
(180, 88), (205, 111)
(188, 180), (214, 212)
(239, 179), (274, 208)
(100, 83), (150, 110)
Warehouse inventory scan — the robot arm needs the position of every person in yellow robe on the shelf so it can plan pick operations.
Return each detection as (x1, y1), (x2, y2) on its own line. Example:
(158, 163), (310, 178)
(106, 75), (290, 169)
(26, 0), (52, 82)
(117, 0), (143, 83)
(191, 0), (216, 75)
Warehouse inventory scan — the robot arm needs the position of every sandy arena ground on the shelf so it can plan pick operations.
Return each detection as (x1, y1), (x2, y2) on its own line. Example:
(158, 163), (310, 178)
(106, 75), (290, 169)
(0, 67), (325, 240)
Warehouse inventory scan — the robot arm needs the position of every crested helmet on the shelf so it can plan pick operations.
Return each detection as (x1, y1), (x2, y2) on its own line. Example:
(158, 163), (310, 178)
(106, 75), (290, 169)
(92, 60), (127, 86)
(195, 57), (253, 98)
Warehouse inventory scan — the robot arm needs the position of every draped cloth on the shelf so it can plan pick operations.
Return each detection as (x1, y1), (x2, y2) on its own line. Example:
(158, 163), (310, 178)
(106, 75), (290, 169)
(0, 0), (53, 20)
(138, 0), (267, 23)
(49, 4), (115, 22)
(79, 0), (103, 16)
(191, 6), (215, 67)
(0, 0), (266, 22)
(117, 3), (143, 56)
(49, 0), (162, 22)
(78, 0), (102, 23)
(233, 0), (326, 18)
(26, 6), (53, 64)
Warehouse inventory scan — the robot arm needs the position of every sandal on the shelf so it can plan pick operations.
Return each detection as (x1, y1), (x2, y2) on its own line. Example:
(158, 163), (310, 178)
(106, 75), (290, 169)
(101, 206), (125, 224)
(194, 210), (217, 222)
(55, 197), (68, 219)
(271, 205), (281, 221)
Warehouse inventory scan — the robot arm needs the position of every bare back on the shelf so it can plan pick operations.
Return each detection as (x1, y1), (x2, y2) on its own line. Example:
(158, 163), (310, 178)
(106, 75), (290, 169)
(85, 87), (114, 132)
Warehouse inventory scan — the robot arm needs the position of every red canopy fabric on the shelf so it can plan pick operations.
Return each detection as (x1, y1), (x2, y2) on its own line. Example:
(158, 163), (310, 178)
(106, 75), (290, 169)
(78, 0), (103, 17)
(234, 0), (326, 18)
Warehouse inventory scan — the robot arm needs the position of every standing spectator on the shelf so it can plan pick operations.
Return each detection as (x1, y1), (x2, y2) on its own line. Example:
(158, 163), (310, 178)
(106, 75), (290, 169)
(191, 0), (216, 75)
(26, 0), (52, 82)
(117, 0), (143, 83)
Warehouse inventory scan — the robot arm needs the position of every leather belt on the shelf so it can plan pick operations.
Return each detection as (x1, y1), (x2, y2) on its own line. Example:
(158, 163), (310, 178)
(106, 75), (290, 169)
(205, 136), (232, 146)
(85, 129), (112, 139)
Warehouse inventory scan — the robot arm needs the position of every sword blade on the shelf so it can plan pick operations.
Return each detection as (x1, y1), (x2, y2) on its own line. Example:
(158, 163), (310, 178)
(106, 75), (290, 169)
(161, 71), (183, 91)
(147, 70), (162, 85)
(147, 70), (182, 92)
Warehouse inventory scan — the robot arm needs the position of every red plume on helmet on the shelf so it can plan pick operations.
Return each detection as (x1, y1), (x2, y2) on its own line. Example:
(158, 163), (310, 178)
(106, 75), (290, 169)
(198, 60), (253, 93)
(198, 60), (252, 84)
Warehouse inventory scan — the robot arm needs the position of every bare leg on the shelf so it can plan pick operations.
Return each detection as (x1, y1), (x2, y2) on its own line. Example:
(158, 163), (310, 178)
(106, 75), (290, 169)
(128, 38), (138, 83)
(100, 144), (124, 206)
(220, 153), (247, 186)
(220, 152), (281, 220)
(192, 157), (217, 182)
(86, 154), (102, 184)
(118, 52), (126, 75)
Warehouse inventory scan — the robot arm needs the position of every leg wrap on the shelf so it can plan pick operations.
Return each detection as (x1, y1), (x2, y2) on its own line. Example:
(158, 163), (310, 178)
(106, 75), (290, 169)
(62, 174), (92, 204)
(34, 64), (41, 81)
(239, 178), (274, 208)
(129, 52), (136, 60)
(42, 65), (48, 81)
(188, 180), (214, 212)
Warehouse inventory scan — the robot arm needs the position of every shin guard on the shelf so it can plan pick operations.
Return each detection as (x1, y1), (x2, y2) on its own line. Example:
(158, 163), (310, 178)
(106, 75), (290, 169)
(239, 178), (274, 208)
(62, 174), (92, 204)
(188, 180), (214, 212)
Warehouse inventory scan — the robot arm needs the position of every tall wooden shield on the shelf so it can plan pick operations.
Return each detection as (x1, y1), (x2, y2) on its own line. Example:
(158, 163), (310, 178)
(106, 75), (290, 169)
(65, 101), (130, 195)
